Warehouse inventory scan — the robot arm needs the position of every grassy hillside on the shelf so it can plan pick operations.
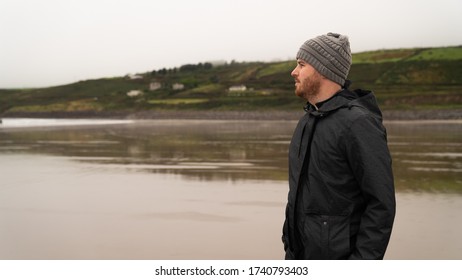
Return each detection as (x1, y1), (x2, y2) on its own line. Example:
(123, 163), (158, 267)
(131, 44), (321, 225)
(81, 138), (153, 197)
(1, 46), (461, 116)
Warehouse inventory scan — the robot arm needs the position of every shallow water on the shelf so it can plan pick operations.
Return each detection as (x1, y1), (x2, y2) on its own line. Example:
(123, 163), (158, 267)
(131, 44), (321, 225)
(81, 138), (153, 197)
(0, 119), (461, 259)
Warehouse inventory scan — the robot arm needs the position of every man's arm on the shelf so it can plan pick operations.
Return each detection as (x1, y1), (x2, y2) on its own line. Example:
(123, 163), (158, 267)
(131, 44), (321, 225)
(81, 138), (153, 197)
(345, 114), (396, 259)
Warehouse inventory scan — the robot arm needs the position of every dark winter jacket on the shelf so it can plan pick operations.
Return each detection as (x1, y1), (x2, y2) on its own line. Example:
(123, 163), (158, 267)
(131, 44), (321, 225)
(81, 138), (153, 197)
(282, 87), (396, 260)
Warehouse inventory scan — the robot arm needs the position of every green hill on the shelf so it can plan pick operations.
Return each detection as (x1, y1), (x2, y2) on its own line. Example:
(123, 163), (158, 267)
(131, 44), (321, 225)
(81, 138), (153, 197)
(1, 46), (461, 117)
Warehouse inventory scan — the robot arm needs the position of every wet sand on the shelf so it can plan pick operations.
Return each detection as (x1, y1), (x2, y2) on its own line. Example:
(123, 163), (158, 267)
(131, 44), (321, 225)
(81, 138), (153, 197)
(1, 154), (461, 260)
(3, 108), (462, 121)
(0, 155), (286, 259)
(1, 119), (461, 259)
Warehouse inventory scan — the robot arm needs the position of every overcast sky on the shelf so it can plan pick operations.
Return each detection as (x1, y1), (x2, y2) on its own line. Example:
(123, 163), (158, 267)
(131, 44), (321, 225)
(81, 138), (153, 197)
(1, 0), (461, 88)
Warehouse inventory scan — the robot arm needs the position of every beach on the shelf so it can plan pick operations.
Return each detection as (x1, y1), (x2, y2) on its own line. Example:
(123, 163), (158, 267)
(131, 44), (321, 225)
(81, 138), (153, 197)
(0, 118), (461, 259)
(2, 108), (462, 121)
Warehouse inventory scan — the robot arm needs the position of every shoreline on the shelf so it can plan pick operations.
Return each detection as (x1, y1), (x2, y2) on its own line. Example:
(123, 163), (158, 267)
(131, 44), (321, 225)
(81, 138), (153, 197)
(1, 109), (462, 121)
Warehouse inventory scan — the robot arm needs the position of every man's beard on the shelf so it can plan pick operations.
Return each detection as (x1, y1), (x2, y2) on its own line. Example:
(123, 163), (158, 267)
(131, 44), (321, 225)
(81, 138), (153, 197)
(295, 72), (322, 101)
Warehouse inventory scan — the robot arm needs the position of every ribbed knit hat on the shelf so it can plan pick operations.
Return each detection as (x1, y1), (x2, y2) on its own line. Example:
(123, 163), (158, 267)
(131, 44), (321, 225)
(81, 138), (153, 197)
(296, 32), (352, 86)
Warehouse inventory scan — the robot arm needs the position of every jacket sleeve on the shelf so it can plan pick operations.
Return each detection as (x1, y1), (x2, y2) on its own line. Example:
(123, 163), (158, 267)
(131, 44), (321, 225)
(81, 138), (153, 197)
(282, 204), (289, 251)
(345, 114), (396, 260)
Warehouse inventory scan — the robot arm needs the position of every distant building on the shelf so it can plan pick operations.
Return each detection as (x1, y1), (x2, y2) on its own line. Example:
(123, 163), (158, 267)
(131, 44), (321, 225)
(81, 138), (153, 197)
(127, 74), (143, 80)
(126, 90), (144, 97)
(229, 85), (247, 92)
(149, 82), (162, 91)
(172, 83), (185, 90)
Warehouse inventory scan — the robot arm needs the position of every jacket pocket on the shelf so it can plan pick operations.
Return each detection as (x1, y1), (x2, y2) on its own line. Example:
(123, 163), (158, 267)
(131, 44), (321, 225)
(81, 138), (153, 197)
(304, 214), (350, 259)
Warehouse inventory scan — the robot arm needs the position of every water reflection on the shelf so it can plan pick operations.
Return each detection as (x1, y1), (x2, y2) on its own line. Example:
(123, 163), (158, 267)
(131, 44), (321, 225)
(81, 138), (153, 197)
(386, 121), (462, 193)
(1, 119), (461, 259)
(1, 119), (461, 192)
(0, 121), (292, 182)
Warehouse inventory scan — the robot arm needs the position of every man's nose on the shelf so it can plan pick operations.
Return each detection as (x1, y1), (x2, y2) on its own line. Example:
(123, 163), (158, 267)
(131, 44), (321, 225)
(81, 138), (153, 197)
(291, 68), (297, 78)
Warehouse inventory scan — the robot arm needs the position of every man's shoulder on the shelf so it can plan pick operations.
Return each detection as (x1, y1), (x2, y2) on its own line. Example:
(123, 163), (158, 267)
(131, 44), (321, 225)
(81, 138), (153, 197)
(329, 103), (373, 122)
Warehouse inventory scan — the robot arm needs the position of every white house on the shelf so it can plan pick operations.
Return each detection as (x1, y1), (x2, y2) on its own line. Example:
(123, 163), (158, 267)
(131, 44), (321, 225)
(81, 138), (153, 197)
(149, 82), (162, 91)
(172, 83), (185, 90)
(229, 85), (247, 92)
(126, 90), (144, 97)
(127, 74), (143, 80)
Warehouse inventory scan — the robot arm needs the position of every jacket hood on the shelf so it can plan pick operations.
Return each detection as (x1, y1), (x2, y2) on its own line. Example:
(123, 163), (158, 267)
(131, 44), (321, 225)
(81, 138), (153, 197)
(305, 83), (383, 120)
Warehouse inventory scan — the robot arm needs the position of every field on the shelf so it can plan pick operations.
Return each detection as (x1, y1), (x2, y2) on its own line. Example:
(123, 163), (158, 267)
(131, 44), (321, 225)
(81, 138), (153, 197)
(1, 46), (461, 117)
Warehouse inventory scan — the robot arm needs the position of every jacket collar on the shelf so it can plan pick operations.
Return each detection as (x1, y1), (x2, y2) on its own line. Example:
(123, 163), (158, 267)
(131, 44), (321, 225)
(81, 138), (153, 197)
(303, 80), (356, 115)
(304, 89), (356, 117)
(303, 87), (382, 120)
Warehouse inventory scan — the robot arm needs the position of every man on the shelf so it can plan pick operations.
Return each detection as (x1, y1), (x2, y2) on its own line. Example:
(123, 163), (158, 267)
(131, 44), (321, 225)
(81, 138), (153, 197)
(282, 33), (396, 260)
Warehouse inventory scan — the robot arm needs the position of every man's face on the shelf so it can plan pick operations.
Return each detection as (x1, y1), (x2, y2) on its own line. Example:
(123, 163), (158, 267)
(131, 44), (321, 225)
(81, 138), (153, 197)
(291, 59), (322, 101)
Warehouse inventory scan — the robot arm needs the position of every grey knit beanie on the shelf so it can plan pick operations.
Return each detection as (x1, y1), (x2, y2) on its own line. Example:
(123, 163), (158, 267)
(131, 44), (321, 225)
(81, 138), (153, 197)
(296, 32), (352, 86)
